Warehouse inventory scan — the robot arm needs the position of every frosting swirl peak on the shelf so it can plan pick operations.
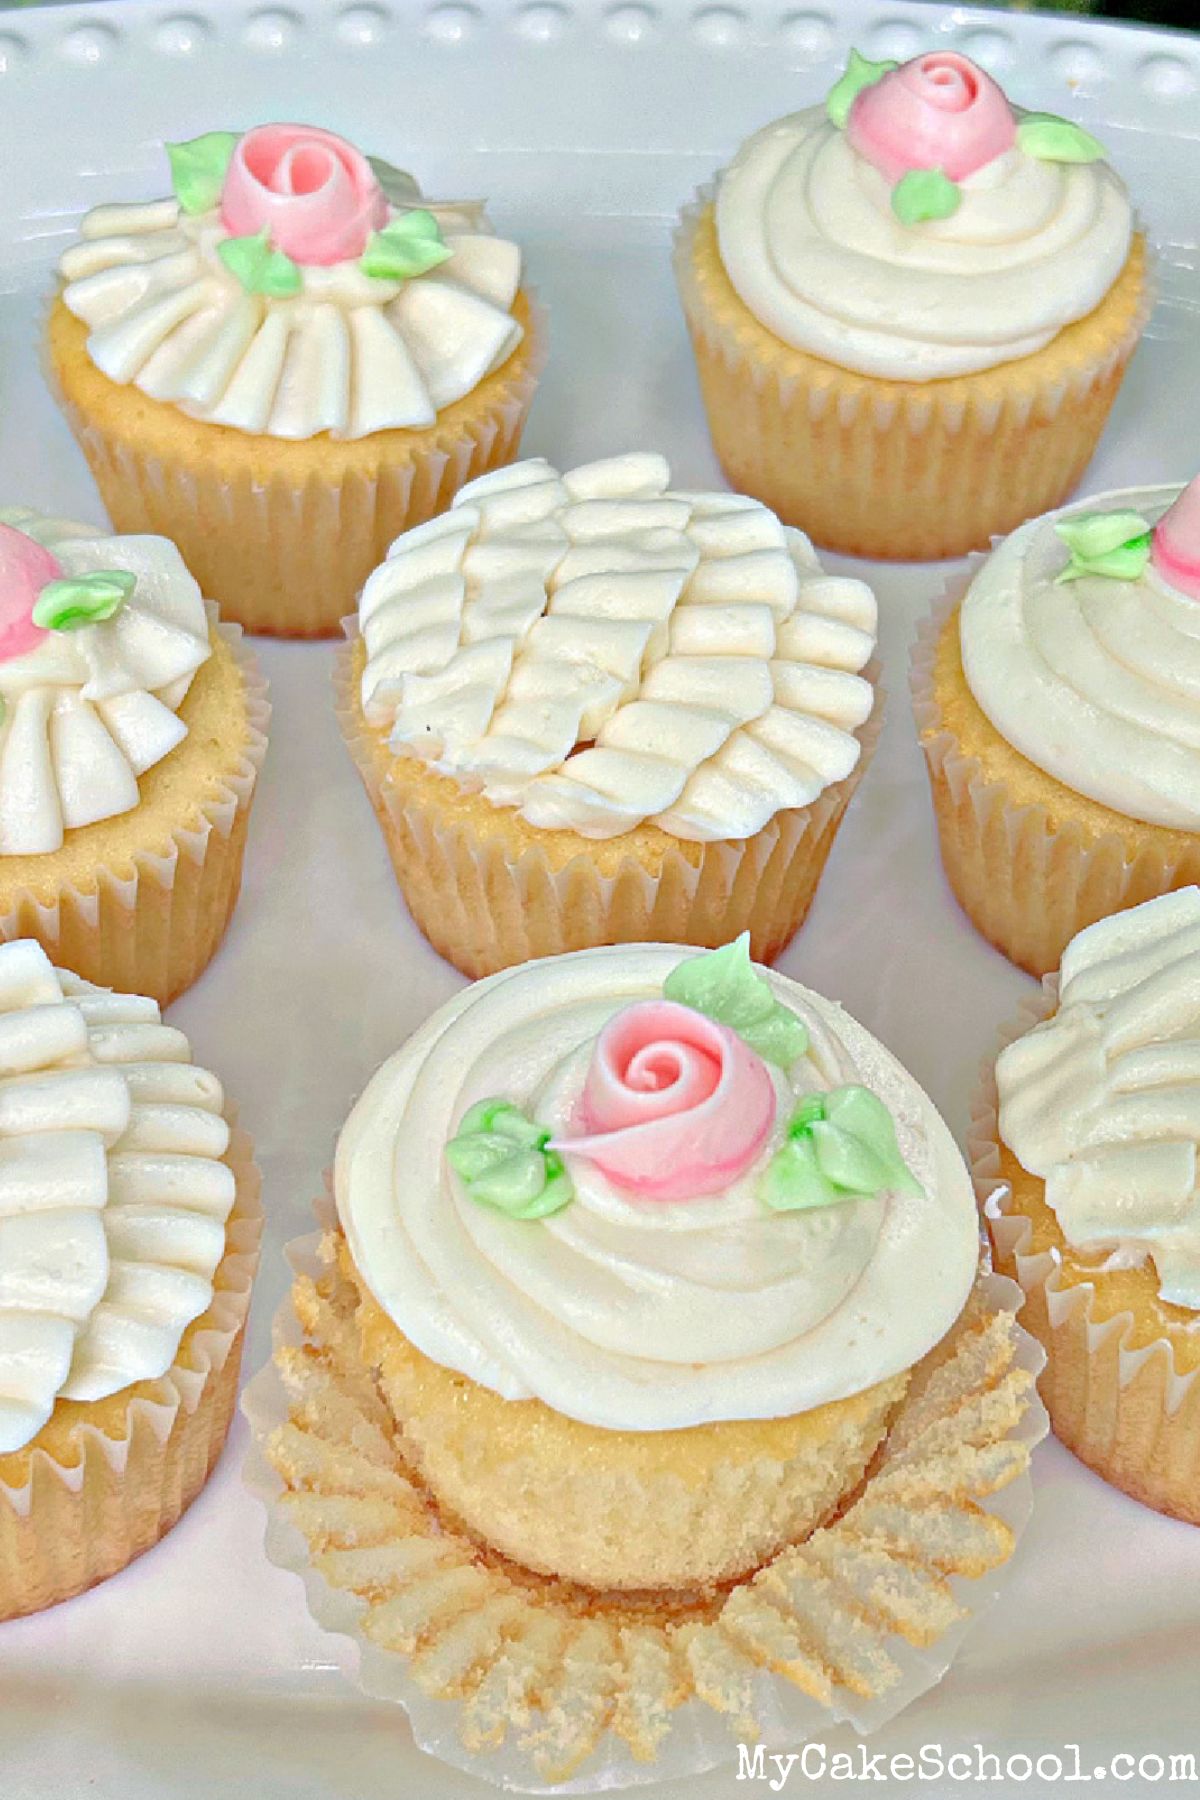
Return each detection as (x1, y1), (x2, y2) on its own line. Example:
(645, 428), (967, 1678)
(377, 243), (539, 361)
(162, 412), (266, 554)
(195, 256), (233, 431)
(959, 484), (1200, 832)
(335, 944), (979, 1431)
(715, 91), (1132, 380)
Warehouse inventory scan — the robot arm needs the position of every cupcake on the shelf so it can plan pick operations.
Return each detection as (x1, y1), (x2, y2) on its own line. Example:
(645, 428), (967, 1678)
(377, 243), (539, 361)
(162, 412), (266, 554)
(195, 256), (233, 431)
(913, 478), (1200, 977)
(0, 507), (267, 1002)
(675, 48), (1147, 560)
(49, 124), (544, 637)
(336, 452), (882, 977)
(0, 939), (261, 1619)
(976, 890), (1200, 1525)
(246, 940), (1043, 1786)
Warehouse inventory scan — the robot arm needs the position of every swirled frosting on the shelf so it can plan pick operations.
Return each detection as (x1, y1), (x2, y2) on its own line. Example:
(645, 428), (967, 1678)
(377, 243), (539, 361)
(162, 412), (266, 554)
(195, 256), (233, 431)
(714, 103), (1132, 380)
(0, 939), (236, 1454)
(959, 485), (1200, 832)
(0, 508), (211, 856)
(335, 945), (979, 1432)
(359, 454), (878, 842)
(997, 890), (1200, 1311)
(58, 138), (524, 442)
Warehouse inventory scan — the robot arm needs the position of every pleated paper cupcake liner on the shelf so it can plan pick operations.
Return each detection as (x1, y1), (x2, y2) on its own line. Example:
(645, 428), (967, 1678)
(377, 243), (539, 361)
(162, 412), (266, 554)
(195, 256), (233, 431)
(910, 574), (1200, 977)
(45, 290), (547, 639)
(334, 632), (883, 978)
(0, 1119), (262, 1621)
(242, 1194), (1046, 1793)
(673, 195), (1150, 562)
(971, 988), (1200, 1526)
(0, 612), (269, 1006)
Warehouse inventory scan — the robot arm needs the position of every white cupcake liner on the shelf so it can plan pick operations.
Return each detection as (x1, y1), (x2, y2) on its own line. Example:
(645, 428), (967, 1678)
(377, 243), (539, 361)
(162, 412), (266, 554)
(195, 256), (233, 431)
(242, 1191), (1047, 1794)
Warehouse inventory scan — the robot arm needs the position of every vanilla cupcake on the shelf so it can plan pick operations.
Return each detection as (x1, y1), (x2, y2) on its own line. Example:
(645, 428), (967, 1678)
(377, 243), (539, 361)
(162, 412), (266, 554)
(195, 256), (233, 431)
(913, 478), (1200, 977)
(49, 125), (544, 637)
(0, 939), (261, 1619)
(247, 940), (1043, 1785)
(0, 508), (266, 1002)
(675, 49), (1147, 560)
(977, 891), (1200, 1525)
(336, 452), (881, 977)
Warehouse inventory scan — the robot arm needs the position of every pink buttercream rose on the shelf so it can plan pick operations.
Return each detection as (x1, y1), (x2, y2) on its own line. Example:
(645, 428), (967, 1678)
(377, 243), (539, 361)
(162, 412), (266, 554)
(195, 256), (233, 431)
(848, 51), (1016, 184)
(1152, 476), (1200, 602)
(554, 1000), (777, 1202)
(0, 523), (54, 662)
(219, 124), (388, 266)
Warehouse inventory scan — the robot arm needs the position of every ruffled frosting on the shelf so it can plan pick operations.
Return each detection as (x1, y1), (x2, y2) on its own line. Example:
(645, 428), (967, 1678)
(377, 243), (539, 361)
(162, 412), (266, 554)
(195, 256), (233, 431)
(359, 453), (877, 842)
(996, 889), (1200, 1311)
(0, 508), (211, 856)
(58, 178), (523, 441)
(0, 939), (235, 1454)
(335, 945), (979, 1432)
(714, 104), (1132, 380)
(959, 485), (1200, 832)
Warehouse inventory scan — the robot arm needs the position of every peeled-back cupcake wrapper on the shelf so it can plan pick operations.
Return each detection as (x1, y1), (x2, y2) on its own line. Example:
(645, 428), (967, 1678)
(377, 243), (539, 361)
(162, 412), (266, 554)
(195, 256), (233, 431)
(0, 1120), (262, 1619)
(673, 192), (1150, 562)
(910, 572), (1200, 979)
(0, 611), (269, 1006)
(334, 632), (885, 977)
(44, 290), (547, 639)
(971, 987), (1200, 1518)
(242, 1186), (1046, 1795)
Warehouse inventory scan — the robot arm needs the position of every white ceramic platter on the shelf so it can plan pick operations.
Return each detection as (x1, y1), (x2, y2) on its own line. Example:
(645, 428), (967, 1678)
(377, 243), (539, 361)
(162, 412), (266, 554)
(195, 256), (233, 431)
(1, 2), (1199, 1796)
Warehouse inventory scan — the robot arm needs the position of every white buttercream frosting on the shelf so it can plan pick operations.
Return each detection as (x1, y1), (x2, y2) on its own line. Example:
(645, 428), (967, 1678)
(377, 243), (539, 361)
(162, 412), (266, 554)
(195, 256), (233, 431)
(714, 108), (1133, 380)
(359, 454), (878, 842)
(0, 940), (235, 1455)
(58, 187), (523, 441)
(335, 944), (980, 1432)
(959, 485), (1200, 832)
(0, 508), (212, 856)
(997, 890), (1200, 1311)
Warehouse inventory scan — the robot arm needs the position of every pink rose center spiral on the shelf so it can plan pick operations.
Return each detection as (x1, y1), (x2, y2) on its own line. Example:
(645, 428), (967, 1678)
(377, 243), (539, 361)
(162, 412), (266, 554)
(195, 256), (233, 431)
(554, 1000), (776, 1202)
(0, 523), (55, 662)
(220, 123), (388, 267)
(847, 50), (1016, 184)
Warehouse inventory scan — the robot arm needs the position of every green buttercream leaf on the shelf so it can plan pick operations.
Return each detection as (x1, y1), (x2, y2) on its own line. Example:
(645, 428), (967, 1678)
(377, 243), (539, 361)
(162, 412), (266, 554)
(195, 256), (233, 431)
(760, 1133), (842, 1213)
(663, 934), (808, 1068)
(1054, 511), (1153, 584)
(825, 1084), (924, 1197)
(366, 156), (423, 209)
(1017, 113), (1106, 165)
(457, 1098), (548, 1149)
(761, 1083), (922, 1212)
(826, 47), (897, 130)
(166, 131), (239, 216)
(891, 167), (962, 226)
(360, 209), (452, 282)
(446, 1097), (573, 1220)
(32, 569), (136, 632)
(217, 228), (302, 297)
